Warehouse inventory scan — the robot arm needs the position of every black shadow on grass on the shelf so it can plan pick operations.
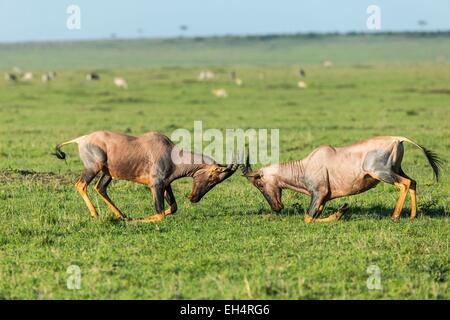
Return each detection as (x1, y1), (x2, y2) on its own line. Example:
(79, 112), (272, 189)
(344, 204), (447, 219)
(240, 203), (447, 220)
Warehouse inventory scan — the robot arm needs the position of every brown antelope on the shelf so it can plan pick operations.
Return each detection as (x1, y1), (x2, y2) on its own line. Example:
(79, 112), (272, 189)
(241, 136), (442, 222)
(54, 131), (238, 222)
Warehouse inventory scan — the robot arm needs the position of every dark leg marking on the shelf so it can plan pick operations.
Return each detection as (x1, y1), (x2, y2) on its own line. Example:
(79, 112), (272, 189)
(94, 173), (127, 220)
(164, 185), (177, 215)
(304, 192), (327, 222)
(153, 182), (166, 214)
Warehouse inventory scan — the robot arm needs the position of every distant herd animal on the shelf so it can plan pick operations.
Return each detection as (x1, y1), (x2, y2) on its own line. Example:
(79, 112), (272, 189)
(4, 67), (320, 91)
(212, 88), (228, 98)
(3, 70), (128, 88)
(86, 72), (100, 81)
(54, 132), (441, 224)
(113, 77), (128, 89)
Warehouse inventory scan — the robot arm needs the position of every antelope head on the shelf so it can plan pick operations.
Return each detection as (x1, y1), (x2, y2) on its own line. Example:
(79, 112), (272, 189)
(241, 153), (283, 212)
(189, 161), (239, 203)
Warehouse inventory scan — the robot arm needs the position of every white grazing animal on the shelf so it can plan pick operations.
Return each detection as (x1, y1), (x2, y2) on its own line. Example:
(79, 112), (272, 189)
(12, 66), (22, 74)
(323, 60), (333, 68)
(212, 89), (228, 98)
(298, 80), (307, 89)
(198, 70), (215, 81)
(22, 72), (33, 81)
(114, 77), (128, 89)
(41, 73), (52, 82)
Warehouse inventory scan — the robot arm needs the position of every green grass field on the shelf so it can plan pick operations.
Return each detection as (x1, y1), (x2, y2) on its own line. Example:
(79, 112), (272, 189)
(0, 34), (449, 299)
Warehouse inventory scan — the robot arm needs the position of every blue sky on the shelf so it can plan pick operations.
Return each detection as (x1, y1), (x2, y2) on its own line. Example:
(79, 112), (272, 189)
(1, 0), (450, 42)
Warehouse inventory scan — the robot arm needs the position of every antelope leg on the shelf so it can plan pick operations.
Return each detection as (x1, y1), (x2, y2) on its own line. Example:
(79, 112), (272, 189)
(313, 203), (349, 222)
(75, 170), (99, 218)
(409, 182), (417, 220)
(163, 185), (177, 216)
(399, 168), (417, 220)
(304, 193), (326, 223)
(94, 173), (127, 221)
(305, 203), (349, 223)
(391, 176), (411, 221)
(129, 182), (166, 223)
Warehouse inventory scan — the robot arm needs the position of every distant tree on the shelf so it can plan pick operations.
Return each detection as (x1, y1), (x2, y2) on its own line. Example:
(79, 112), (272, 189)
(417, 20), (428, 27)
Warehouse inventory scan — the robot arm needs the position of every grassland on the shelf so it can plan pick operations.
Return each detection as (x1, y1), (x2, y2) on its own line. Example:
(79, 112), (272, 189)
(2, 32), (450, 70)
(0, 34), (449, 299)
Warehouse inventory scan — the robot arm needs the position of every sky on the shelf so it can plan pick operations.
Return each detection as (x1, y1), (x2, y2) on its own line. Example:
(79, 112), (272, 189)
(1, 0), (450, 42)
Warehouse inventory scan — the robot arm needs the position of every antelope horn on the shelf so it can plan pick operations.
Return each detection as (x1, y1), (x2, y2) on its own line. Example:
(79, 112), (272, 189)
(220, 152), (239, 172)
(241, 151), (253, 176)
(225, 163), (239, 171)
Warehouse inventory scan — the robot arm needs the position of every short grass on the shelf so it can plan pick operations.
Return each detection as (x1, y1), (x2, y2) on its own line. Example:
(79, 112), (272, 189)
(0, 36), (449, 299)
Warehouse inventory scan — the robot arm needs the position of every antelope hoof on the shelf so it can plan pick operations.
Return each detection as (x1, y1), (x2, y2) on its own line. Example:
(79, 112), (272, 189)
(338, 203), (349, 212)
(336, 203), (349, 220)
(304, 215), (314, 223)
(390, 216), (400, 222)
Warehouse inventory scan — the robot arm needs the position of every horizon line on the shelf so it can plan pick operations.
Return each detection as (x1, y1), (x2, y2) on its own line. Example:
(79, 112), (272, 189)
(1, 29), (450, 46)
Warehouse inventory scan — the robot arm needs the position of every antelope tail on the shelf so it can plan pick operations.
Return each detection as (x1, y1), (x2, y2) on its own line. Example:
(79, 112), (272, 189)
(53, 138), (80, 160)
(397, 136), (443, 182)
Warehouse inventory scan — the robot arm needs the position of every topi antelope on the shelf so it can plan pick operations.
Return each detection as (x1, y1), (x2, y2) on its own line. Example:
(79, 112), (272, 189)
(54, 131), (238, 222)
(241, 136), (442, 222)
